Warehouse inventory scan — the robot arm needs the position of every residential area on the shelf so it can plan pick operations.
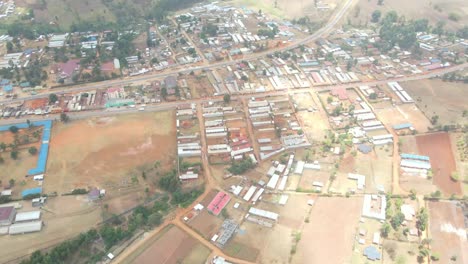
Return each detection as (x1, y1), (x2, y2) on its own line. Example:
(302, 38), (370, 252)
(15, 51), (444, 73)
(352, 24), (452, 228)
(0, 0), (467, 264)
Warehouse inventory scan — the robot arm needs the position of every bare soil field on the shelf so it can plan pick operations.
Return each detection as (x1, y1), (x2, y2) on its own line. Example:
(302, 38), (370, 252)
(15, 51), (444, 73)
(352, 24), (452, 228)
(350, 0), (468, 31)
(45, 111), (176, 195)
(404, 79), (468, 126)
(0, 196), (102, 263)
(429, 201), (468, 264)
(293, 92), (331, 142)
(374, 104), (432, 133)
(130, 225), (211, 264)
(416, 133), (461, 195)
(399, 135), (438, 194)
(292, 196), (363, 264)
(230, 0), (338, 20)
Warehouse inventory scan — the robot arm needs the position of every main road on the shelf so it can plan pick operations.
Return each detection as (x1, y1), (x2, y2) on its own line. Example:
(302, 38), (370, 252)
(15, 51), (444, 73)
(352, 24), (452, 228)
(0, 0), (356, 105)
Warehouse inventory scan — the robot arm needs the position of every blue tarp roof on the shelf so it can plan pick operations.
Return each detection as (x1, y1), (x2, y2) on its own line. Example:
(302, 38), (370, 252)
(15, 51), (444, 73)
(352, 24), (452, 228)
(3, 85), (13, 92)
(358, 144), (372, 154)
(393, 123), (413, 130)
(21, 187), (42, 198)
(364, 246), (381, 261)
(0, 79), (9, 85)
(0, 120), (52, 175)
(401, 153), (430, 161)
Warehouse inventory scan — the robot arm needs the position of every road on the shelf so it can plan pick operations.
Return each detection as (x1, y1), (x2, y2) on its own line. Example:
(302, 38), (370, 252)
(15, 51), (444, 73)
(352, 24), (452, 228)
(1, 62), (466, 127)
(0, 0), (356, 105)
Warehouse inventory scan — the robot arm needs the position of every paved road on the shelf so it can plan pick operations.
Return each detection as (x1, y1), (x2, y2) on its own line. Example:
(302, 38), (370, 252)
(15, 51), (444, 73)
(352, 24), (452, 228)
(0, 0), (356, 105)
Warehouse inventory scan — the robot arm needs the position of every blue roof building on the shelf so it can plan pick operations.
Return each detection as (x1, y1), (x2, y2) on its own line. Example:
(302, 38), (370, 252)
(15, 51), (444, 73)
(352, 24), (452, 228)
(363, 246), (381, 261)
(3, 84), (13, 92)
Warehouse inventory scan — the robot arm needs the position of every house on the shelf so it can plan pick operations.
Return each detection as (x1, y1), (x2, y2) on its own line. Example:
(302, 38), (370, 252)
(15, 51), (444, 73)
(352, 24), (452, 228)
(164, 76), (178, 89)
(55, 59), (80, 82)
(88, 188), (100, 201)
(0, 206), (16, 226)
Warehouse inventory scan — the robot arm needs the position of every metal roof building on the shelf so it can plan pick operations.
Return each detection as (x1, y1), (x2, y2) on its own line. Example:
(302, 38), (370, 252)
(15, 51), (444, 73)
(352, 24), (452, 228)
(9, 221), (42, 235)
(0, 206), (16, 226)
(15, 211), (41, 223)
(248, 207), (279, 221)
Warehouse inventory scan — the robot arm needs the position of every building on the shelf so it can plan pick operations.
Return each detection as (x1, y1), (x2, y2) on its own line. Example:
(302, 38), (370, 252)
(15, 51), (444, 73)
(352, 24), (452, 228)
(164, 76), (178, 89)
(207, 192), (231, 216)
(9, 221), (43, 235)
(0, 206), (16, 226)
(15, 211), (41, 223)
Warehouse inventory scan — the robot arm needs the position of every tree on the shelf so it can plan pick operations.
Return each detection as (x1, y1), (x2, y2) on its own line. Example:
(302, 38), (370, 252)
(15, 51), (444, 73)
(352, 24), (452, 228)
(148, 212), (163, 226)
(0, 142), (6, 151)
(371, 10), (382, 23)
(49, 93), (58, 104)
(6, 41), (13, 53)
(10, 151), (18, 160)
(381, 222), (391, 237)
(416, 208), (428, 232)
(161, 88), (168, 99)
(378, 0), (384, 5)
(9, 179), (15, 187)
(0, 156), (4, 164)
(28, 146), (38, 155)
(223, 94), (231, 104)
(390, 212), (405, 230)
(60, 113), (70, 123)
(369, 93), (378, 100)
(9, 126), (19, 133)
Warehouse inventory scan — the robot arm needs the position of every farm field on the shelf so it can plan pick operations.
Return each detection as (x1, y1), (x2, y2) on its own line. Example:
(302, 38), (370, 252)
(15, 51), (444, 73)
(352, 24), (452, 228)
(291, 196), (363, 264)
(428, 201), (468, 264)
(44, 111), (177, 197)
(126, 225), (211, 264)
(0, 196), (101, 263)
(416, 133), (461, 195)
(349, 0), (468, 31)
(404, 79), (468, 126)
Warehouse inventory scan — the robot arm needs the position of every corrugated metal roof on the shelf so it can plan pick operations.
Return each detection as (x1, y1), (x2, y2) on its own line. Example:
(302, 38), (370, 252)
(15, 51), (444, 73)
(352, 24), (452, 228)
(15, 211), (41, 222)
(9, 221), (42, 235)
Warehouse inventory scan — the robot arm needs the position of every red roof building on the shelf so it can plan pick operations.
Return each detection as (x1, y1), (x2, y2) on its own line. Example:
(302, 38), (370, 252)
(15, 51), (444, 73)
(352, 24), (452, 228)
(0, 206), (16, 226)
(207, 191), (231, 216)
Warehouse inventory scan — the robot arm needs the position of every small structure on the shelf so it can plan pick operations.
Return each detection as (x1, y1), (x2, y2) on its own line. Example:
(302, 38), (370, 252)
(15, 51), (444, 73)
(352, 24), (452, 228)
(88, 188), (100, 201)
(358, 144), (372, 154)
(0, 206), (16, 226)
(21, 187), (42, 199)
(362, 194), (386, 221)
(363, 246), (381, 261)
(207, 192), (231, 216)
(248, 207), (279, 221)
(401, 204), (416, 221)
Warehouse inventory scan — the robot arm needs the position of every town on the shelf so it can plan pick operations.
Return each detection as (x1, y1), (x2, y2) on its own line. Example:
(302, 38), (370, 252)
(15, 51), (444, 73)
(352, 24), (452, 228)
(0, 0), (467, 264)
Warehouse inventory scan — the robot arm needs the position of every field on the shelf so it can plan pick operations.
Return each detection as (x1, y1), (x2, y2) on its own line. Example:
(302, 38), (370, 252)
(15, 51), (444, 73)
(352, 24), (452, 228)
(374, 103), (432, 133)
(428, 201), (468, 264)
(349, 0), (468, 31)
(416, 133), (460, 195)
(0, 196), (101, 263)
(230, 0), (338, 20)
(45, 112), (176, 194)
(125, 225), (211, 264)
(17, 0), (116, 29)
(404, 79), (468, 126)
(293, 92), (331, 142)
(292, 196), (363, 264)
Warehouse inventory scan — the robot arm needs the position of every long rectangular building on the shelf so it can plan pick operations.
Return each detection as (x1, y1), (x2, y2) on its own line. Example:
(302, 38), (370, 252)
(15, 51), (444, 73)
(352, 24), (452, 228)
(248, 207), (279, 221)
(9, 221), (42, 235)
(15, 211), (41, 223)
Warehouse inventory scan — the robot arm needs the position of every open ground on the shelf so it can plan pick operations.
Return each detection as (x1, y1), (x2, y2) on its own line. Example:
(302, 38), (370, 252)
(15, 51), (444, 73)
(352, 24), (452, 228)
(416, 132), (460, 195)
(349, 0), (468, 31)
(45, 111), (176, 198)
(292, 196), (363, 264)
(428, 201), (468, 264)
(404, 79), (468, 126)
(122, 224), (211, 264)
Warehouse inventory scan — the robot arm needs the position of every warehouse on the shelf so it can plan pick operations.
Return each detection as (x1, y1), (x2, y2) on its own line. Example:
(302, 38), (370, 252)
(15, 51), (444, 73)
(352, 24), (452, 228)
(9, 221), (43, 235)
(15, 211), (41, 223)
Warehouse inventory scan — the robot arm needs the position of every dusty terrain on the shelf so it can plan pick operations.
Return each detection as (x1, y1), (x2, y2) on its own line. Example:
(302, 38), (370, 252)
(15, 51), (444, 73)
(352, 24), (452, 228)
(416, 132), (460, 195)
(45, 111), (176, 195)
(292, 196), (363, 264)
(127, 225), (211, 264)
(349, 0), (468, 30)
(429, 201), (468, 264)
(404, 79), (468, 126)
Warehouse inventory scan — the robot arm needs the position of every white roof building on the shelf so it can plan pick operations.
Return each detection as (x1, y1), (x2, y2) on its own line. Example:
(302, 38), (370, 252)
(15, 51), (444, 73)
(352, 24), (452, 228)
(9, 221), (42, 235)
(15, 211), (41, 222)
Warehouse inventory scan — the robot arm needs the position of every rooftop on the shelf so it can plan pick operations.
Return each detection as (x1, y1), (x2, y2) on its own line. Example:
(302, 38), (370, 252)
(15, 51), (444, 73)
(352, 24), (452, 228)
(0, 206), (14, 221)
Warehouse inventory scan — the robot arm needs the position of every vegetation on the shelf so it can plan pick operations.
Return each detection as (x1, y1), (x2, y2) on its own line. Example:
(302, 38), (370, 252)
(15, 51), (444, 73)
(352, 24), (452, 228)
(223, 94), (231, 104)
(227, 158), (255, 175)
(28, 146), (38, 155)
(158, 169), (203, 207)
